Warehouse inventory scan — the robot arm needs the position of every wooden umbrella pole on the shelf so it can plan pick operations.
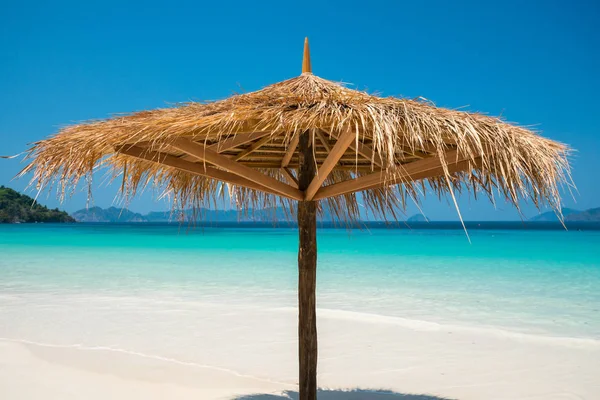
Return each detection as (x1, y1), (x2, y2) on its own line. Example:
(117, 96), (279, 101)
(297, 129), (318, 400)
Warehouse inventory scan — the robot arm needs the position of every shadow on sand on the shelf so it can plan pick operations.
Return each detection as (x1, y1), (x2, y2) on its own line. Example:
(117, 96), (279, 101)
(234, 389), (455, 400)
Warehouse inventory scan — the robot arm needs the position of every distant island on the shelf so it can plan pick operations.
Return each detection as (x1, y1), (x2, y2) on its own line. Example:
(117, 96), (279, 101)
(71, 207), (149, 223)
(529, 208), (600, 222)
(70, 206), (600, 223)
(407, 213), (429, 222)
(0, 186), (75, 223)
(528, 208), (580, 222)
(72, 206), (296, 223)
(564, 208), (600, 222)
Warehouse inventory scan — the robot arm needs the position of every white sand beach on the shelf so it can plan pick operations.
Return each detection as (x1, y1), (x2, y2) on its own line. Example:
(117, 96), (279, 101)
(1, 305), (599, 400)
(2, 226), (599, 400)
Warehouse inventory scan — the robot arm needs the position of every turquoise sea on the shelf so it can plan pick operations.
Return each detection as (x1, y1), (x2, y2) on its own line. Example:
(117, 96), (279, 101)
(1, 223), (599, 343)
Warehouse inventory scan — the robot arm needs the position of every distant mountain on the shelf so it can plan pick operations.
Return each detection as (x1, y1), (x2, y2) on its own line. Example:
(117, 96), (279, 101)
(72, 207), (148, 223)
(407, 213), (429, 222)
(71, 206), (302, 223)
(529, 208), (580, 222)
(0, 186), (75, 223)
(566, 208), (600, 222)
(70, 205), (600, 224)
(144, 207), (292, 222)
(529, 207), (600, 222)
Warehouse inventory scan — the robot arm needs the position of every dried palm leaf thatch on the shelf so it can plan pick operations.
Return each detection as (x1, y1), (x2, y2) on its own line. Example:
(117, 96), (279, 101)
(20, 71), (571, 222)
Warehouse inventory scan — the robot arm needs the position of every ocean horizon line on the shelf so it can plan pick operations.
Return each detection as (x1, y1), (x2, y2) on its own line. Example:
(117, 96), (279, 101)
(5, 220), (600, 230)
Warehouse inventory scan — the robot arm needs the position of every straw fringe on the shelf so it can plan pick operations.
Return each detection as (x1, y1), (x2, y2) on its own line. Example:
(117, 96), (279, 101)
(20, 74), (572, 221)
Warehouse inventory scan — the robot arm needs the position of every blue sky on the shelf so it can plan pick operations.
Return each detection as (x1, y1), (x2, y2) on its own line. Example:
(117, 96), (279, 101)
(1, 0), (598, 220)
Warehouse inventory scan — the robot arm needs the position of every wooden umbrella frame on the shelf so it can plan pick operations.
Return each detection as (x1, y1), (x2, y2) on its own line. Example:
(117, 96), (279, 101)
(110, 43), (480, 399)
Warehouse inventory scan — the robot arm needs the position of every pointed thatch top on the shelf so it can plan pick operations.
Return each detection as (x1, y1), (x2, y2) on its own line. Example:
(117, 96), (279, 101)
(302, 37), (312, 74)
(20, 39), (571, 221)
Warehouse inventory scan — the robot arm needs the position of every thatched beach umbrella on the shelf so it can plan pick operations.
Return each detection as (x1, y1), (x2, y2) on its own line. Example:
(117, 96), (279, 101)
(21, 39), (570, 399)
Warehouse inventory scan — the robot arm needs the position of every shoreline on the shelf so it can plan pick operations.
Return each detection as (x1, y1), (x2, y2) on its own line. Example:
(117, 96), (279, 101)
(6, 288), (599, 345)
(2, 303), (599, 400)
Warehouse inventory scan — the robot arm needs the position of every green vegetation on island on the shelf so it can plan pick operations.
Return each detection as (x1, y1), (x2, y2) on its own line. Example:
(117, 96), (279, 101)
(0, 186), (75, 223)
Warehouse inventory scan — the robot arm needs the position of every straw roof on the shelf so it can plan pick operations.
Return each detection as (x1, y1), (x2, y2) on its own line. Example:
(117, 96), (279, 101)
(21, 40), (571, 221)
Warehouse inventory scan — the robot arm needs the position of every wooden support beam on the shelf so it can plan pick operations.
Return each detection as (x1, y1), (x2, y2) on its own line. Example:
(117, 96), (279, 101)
(360, 158), (483, 193)
(217, 154), (373, 162)
(296, 128), (317, 400)
(313, 150), (478, 200)
(231, 162), (378, 170)
(242, 148), (331, 155)
(327, 130), (383, 168)
(233, 135), (272, 161)
(315, 130), (331, 153)
(189, 154), (376, 163)
(348, 140), (441, 165)
(398, 150), (424, 160)
(400, 142), (439, 155)
(208, 131), (272, 153)
(304, 129), (356, 200)
(281, 135), (300, 168)
(171, 138), (303, 200)
(116, 146), (294, 198)
(352, 139), (384, 167)
(281, 167), (299, 188)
